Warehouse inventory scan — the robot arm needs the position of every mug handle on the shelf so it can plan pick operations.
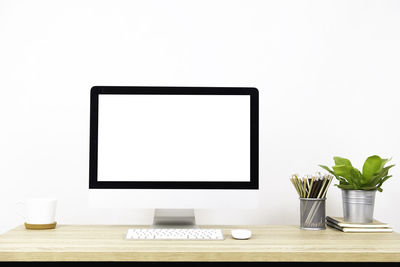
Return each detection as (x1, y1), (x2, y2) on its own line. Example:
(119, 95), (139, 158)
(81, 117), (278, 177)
(16, 201), (25, 219)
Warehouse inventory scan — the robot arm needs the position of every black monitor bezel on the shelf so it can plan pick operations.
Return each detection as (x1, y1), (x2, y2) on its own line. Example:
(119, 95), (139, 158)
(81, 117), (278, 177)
(89, 86), (259, 189)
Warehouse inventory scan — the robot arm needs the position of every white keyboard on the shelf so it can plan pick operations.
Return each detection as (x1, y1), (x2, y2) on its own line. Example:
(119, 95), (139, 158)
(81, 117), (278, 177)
(126, 228), (224, 240)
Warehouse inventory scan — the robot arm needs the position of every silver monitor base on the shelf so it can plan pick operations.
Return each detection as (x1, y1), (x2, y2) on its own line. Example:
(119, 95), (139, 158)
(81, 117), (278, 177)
(151, 209), (198, 229)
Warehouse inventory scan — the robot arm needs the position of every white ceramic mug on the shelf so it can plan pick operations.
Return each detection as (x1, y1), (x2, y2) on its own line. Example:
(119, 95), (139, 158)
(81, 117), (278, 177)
(16, 198), (57, 224)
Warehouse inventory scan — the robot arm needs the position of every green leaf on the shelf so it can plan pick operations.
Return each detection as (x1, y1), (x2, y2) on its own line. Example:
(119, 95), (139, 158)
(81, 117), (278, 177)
(381, 164), (395, 175)
(319, 164), (347, 183)
(367, 165), (395, 187)
(319, 165), (334, 174)
(362, 155), (383, 179)
(351, 167), (363, 184)
(380, 158), (392, 170)
(376, 175), (392, 188)
(381, 157), (390, 164)
(332, 165), (349, 177)
(366, 174), (383, 188)
(332, 165), (360, 188)
(334, 156), (353, 167)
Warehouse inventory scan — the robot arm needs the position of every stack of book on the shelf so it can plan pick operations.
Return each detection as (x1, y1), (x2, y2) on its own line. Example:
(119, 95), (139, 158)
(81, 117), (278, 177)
(326, 216), (393, 233)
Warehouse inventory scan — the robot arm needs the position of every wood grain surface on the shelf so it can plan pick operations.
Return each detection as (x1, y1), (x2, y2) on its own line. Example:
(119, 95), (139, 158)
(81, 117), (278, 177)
(1, 225), (400, 262)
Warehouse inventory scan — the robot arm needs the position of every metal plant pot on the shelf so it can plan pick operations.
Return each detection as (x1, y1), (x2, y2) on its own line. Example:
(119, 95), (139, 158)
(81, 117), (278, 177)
(342, 189), (376, 223)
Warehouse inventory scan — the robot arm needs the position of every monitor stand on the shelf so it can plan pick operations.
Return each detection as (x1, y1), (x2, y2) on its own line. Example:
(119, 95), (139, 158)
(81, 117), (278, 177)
(151, 209), (198, 229)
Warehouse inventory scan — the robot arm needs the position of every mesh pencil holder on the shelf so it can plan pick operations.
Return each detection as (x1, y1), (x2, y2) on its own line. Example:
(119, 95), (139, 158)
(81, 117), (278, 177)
(299, 198), (326, 230)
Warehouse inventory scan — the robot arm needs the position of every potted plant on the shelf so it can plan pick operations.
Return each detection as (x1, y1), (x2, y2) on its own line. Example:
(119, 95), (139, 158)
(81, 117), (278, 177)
(319, 155), (395, 223)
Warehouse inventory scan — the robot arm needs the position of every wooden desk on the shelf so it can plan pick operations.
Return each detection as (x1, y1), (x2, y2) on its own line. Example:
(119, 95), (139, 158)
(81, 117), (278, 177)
(1, 225), (400, 262)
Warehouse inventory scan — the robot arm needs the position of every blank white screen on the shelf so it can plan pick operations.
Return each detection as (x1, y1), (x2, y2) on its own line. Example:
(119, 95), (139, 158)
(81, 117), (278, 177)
(98, 95), (250, 182)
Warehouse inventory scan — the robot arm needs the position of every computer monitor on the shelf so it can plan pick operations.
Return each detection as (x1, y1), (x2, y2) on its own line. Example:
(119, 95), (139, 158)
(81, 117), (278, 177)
(89, 86), (259, 227)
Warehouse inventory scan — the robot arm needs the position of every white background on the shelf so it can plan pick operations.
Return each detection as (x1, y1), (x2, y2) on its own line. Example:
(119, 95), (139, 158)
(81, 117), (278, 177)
(1, 0), (399, 233)
(98, 95), (250, 182)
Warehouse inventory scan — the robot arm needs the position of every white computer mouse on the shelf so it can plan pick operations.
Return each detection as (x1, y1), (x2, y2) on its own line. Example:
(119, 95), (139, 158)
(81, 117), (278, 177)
(231, 229), (252, 240)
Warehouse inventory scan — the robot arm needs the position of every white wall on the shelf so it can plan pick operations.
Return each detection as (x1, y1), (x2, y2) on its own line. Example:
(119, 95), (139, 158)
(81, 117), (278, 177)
(1, 0), (400, 233)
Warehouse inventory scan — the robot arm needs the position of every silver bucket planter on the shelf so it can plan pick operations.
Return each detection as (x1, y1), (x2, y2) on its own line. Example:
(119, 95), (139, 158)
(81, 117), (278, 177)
(342, 189), (376, 223)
